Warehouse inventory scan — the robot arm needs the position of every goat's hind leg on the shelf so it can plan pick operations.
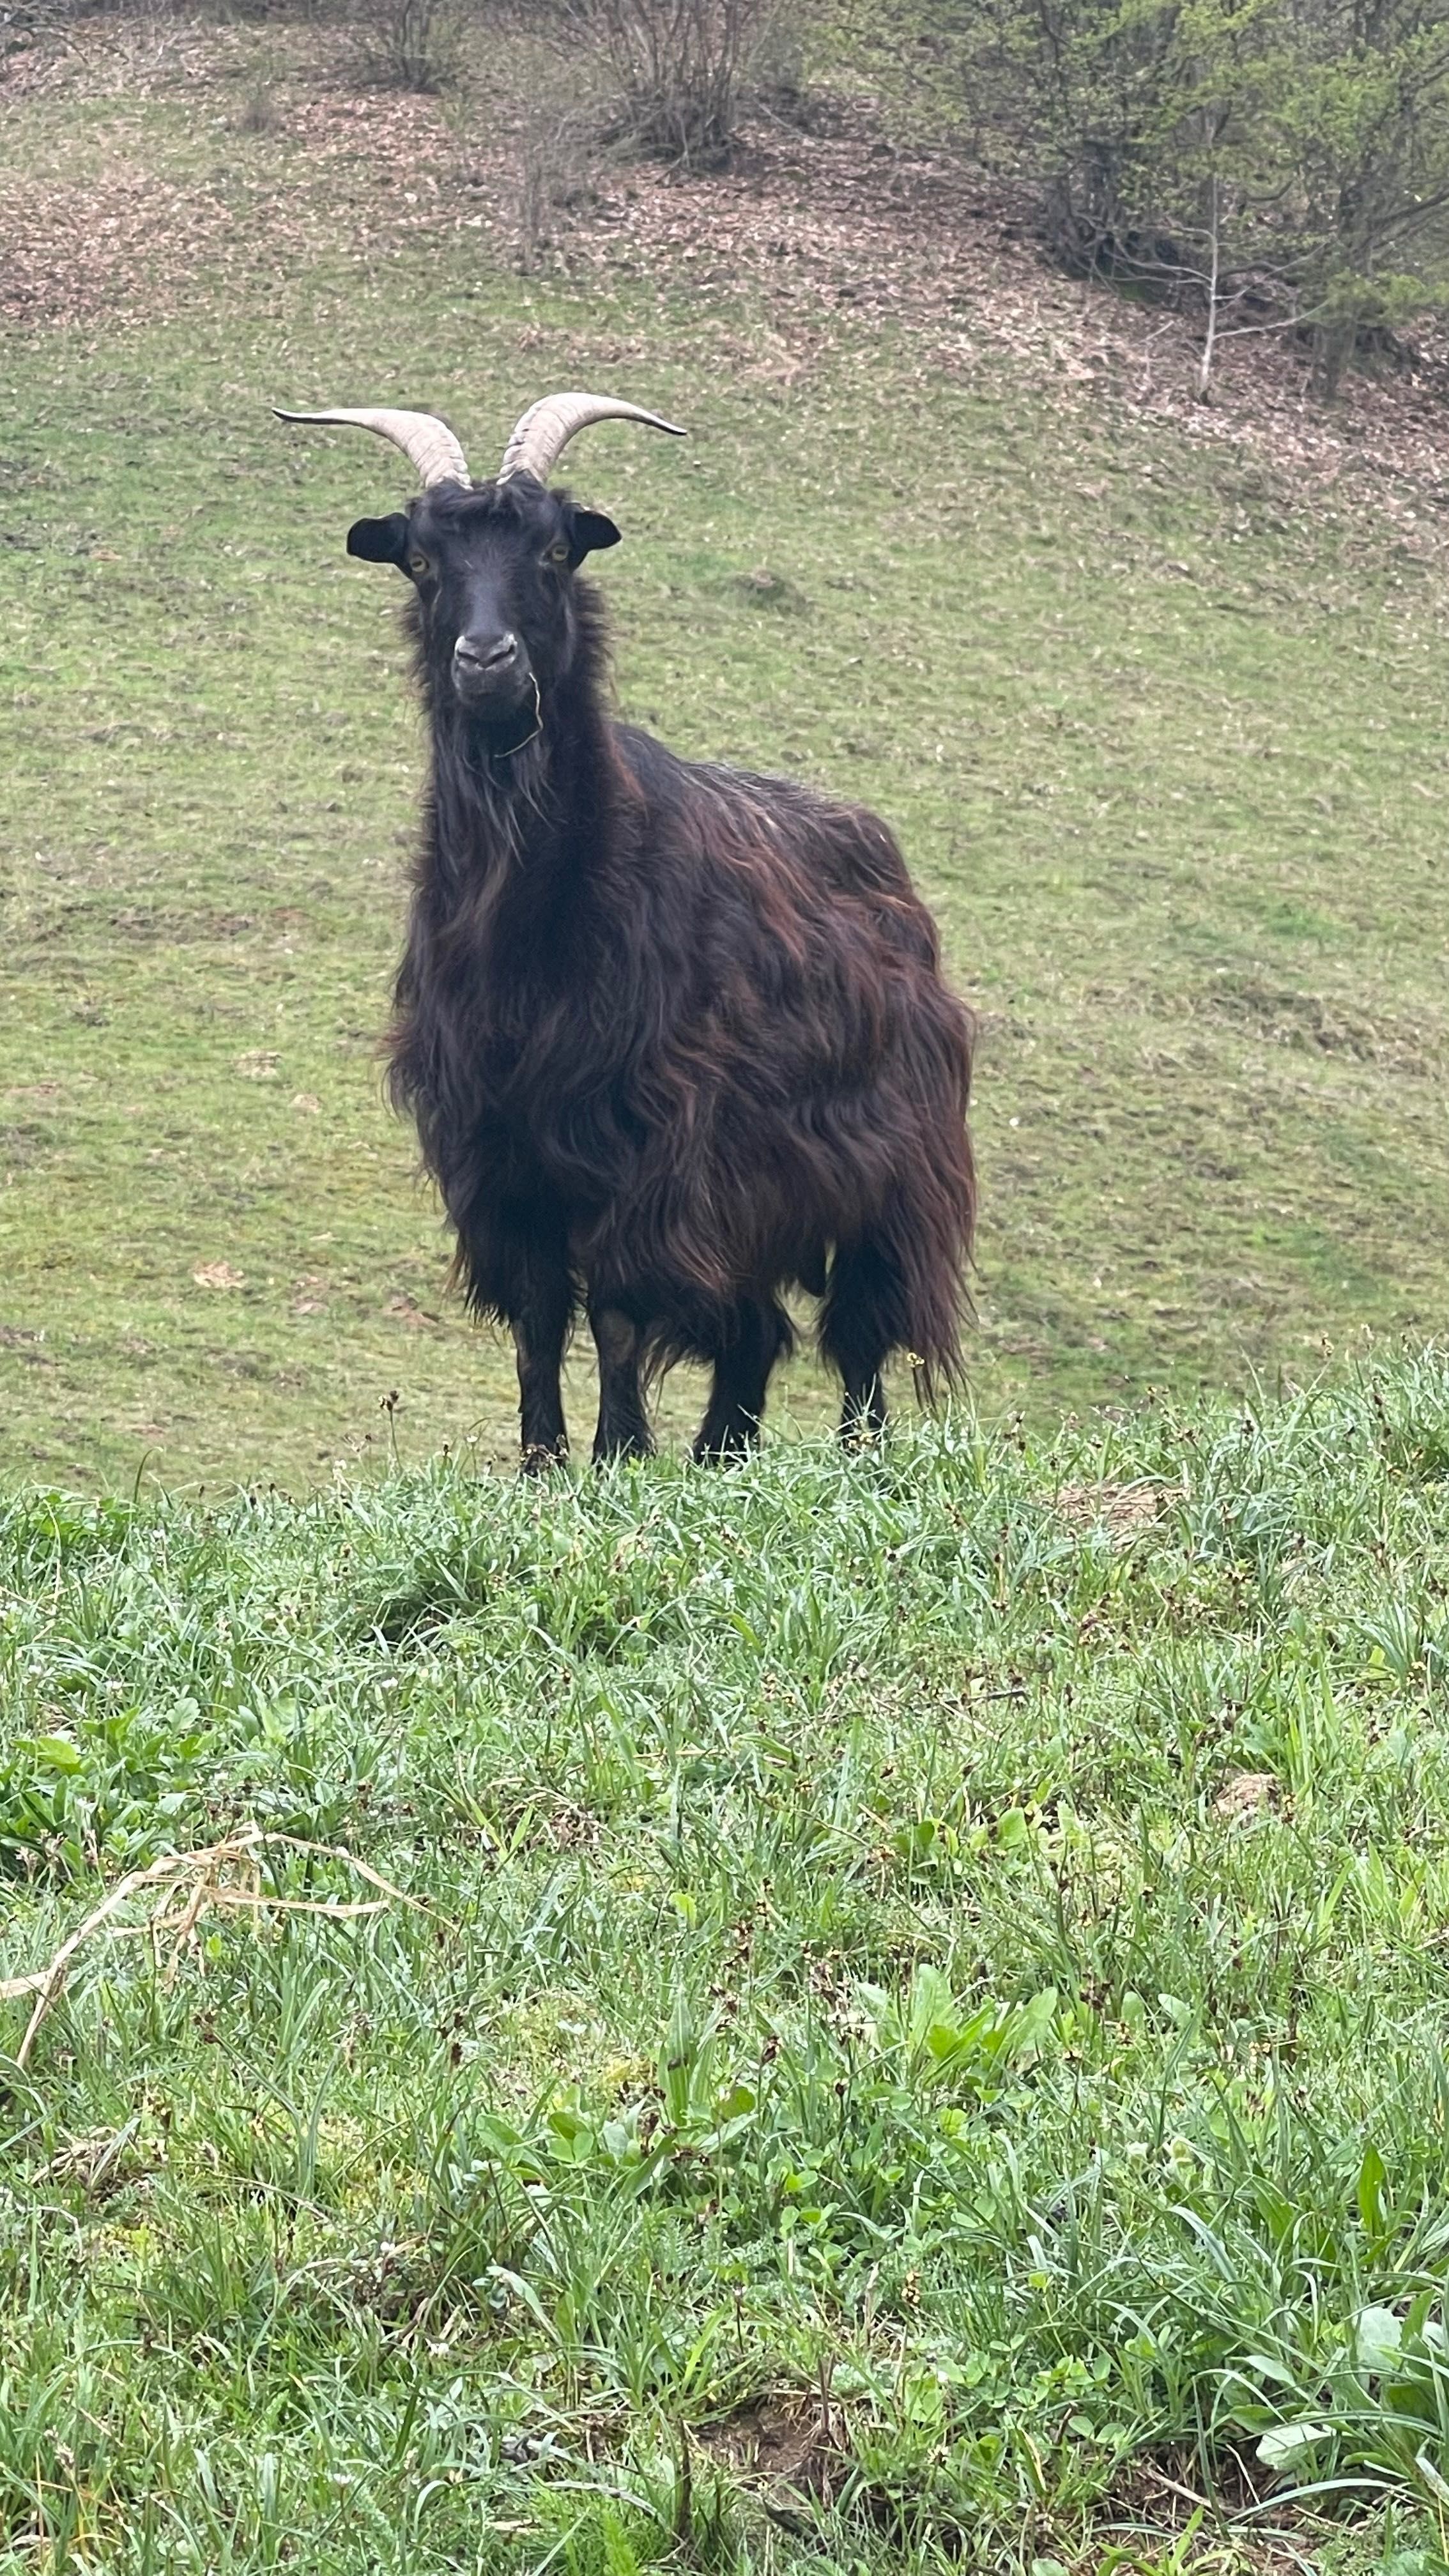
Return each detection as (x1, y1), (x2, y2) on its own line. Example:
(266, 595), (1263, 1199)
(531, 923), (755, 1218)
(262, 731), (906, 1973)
(590, 1304), (654, 1464)
(820, 1239), (897, 1443)
(694, 1298), (791, 1462)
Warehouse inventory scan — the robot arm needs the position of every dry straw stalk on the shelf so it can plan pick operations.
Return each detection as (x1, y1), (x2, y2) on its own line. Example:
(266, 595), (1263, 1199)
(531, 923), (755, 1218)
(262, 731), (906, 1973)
(1, 1825), (435, 2072)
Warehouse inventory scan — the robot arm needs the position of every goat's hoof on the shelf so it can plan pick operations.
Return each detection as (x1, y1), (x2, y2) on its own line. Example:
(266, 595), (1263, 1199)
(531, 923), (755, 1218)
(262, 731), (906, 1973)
(520, 1443), (568, 1477)
(840, 1418), (887, 1453)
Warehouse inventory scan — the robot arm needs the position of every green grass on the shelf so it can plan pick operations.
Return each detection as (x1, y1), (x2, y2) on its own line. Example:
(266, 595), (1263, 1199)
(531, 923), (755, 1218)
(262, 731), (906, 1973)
(7, 41), (1449, 1484)
(10, 1356), (1449, 2568)
(12, 41), (1449, 2576)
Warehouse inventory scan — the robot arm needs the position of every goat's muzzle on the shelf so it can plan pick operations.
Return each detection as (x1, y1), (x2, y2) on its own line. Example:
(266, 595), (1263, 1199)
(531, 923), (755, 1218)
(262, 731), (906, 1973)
(452, 627), (530, 716)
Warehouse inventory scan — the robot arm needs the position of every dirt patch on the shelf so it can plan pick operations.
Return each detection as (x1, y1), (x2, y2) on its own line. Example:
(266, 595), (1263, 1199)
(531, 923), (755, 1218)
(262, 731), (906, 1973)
(694, 2395), (841, 2526)
(107, 907), (258, 946)
(1094, 2447), (1349, 2573)
(693, 2398), (1328, 2566)
(1213, 1770), (1280, 1822)
(1202, 974), (1438, 1072)
(385, 1291), (440, 1329)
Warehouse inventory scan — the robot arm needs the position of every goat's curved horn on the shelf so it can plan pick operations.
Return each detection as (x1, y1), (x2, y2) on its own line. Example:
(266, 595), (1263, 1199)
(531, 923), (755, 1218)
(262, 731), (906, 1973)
(498, 392), (686, 485)
(273, 406), (471, 490)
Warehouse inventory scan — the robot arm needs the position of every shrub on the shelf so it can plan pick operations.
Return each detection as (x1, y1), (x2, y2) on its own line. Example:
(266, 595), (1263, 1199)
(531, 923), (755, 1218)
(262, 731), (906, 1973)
(872, 0), (1449, 395)
(350, 0), (465, 91)
(560, 0), (790, 167)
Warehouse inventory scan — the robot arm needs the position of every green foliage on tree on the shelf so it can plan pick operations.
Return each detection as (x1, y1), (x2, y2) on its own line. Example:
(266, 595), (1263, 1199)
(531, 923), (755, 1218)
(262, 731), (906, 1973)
(856, 0), (1449, 389)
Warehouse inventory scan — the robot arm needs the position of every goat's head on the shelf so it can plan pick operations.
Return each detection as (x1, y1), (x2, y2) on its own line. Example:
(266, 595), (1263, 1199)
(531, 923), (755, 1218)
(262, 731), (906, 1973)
(276, 393), (685, 749)
(349, 475), (624, 740)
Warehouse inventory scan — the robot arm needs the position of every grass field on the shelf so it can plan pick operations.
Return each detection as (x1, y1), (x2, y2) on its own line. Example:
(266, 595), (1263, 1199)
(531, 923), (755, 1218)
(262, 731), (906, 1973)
(7, 27), (1449, 1487)
(12, 30), (1449, 2573)
(9, 1359), (1449, 2570)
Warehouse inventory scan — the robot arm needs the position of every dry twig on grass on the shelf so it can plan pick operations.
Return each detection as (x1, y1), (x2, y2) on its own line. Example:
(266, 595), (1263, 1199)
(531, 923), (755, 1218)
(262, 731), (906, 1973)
(1054, 1478), (1173, 1544)
(1, 1825), (436, 2073)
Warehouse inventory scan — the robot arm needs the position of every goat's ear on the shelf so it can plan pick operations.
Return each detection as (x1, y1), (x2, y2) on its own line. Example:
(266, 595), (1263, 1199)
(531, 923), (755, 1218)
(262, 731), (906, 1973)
(346, 513), (411, 567)
(565, 507), (622, 564)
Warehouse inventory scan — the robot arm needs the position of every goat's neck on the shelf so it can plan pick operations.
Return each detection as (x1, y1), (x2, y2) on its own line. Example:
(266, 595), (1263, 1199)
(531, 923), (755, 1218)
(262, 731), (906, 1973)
(426, 664), (614, 917)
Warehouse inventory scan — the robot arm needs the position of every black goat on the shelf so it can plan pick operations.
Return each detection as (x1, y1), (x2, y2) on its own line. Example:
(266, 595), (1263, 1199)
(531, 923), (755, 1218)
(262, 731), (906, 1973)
(278, 392), (976, 1465)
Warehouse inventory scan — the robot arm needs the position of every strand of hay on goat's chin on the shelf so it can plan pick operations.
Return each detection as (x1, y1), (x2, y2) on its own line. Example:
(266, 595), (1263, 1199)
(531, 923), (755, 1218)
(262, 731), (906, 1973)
(1, 1826), (440, 2073)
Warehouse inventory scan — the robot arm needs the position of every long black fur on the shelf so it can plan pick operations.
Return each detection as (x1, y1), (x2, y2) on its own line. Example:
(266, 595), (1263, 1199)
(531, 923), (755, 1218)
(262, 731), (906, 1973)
(348, 472), (975, 1463)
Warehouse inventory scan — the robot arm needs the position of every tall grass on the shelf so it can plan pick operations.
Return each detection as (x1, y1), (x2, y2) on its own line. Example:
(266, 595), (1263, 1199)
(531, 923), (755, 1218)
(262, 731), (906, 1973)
(6, 1355), (1449, 2565)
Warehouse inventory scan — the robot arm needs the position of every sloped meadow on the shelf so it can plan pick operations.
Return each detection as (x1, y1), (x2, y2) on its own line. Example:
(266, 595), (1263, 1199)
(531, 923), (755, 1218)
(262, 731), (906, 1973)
(7, 1358), (1449, 2568)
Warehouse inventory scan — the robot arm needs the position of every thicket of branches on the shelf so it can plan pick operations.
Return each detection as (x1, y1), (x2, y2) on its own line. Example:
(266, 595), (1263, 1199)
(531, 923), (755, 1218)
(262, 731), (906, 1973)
(548, 0), (789, 162)
(344, 0), (792, 149)
(12, 0), (1445, 384)
(888, 0), (1449, 390)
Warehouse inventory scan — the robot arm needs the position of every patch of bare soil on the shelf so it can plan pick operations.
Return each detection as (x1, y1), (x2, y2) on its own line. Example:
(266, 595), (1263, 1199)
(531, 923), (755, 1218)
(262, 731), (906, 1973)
(692, 2407), (1336, 2568)
(693, 2393), (842, 2528)
(8, 19), (1449, 543)
(1213, 1768), (1280, 1822)
(1200, 974), (1441, 1073)
(1092, 2448), (1345, 2573)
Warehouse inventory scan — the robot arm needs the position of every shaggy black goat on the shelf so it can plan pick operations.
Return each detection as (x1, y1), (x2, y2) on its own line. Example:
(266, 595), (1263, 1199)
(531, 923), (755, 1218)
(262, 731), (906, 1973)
(278, 392), (976, 1465)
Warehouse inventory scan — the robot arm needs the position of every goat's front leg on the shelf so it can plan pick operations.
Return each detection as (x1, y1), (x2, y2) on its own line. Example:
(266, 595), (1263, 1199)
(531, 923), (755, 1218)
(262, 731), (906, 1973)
(514, 1312), (570, 1469)
(503, 1236), (574, 1473)
(513, 1287), (572, 1469)
(590, 1304), (654, 1464)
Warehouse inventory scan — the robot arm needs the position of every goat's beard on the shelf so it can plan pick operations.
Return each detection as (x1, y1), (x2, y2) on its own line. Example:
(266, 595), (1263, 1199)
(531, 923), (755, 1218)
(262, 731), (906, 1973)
(448, 673), (542, 763)
(474, 698), (541, 760)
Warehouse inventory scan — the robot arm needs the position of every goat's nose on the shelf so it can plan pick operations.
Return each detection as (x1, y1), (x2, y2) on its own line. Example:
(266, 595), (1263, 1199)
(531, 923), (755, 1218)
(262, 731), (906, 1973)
(455, 630), (519, 671)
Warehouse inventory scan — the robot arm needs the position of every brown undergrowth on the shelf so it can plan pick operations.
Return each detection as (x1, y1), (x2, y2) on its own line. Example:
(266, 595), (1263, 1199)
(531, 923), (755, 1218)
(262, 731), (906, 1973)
(6, 19), (1449, 544)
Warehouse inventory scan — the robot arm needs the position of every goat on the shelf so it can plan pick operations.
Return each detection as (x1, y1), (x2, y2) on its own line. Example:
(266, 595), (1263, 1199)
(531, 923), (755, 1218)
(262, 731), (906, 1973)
(277, 391), (976, 1466)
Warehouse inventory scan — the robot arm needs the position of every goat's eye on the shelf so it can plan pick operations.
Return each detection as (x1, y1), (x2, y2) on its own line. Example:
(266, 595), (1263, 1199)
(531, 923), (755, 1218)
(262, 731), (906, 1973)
(547, 540), (571, 566)
(407, 551), (432, 579)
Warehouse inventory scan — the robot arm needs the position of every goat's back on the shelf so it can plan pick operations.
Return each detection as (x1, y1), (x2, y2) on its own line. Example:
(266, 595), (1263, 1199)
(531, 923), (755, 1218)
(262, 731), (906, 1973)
(563, 725), (974, 1329)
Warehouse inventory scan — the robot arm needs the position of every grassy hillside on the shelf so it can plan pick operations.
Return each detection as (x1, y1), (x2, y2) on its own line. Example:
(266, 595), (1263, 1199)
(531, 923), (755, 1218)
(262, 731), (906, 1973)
(12, 36), (1449, 2576)
(7, 1359), (1449, 2568)
(6, 33), (1449, 1486)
